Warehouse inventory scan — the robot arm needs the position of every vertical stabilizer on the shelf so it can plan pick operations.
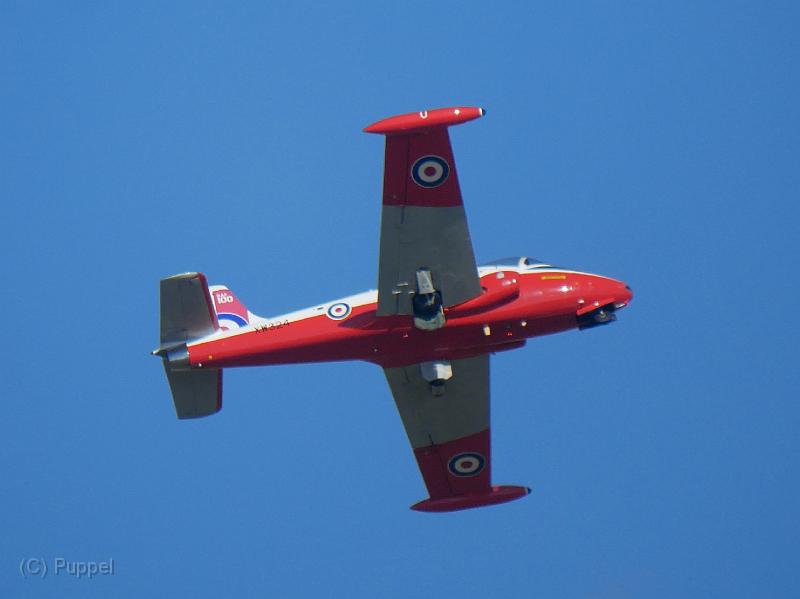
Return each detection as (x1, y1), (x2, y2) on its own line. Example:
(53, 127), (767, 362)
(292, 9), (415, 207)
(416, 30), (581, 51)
(208, 285), (252, 331)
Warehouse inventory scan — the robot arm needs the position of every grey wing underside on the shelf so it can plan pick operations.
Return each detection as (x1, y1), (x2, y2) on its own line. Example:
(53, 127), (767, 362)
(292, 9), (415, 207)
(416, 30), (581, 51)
(376, 205), (481, 316)
(384, 354), (489, 449)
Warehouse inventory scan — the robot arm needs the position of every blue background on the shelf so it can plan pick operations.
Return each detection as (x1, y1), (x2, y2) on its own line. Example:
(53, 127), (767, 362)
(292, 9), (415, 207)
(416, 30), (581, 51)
(2, 2), (798, 597)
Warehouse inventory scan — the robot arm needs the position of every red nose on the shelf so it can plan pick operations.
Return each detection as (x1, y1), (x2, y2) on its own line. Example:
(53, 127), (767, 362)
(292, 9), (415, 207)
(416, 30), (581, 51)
(616, 281), (633, 308)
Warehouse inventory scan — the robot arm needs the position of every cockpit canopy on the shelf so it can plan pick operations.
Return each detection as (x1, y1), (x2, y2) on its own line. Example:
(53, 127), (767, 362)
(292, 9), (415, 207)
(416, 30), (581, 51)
(480, 256), (554, 270)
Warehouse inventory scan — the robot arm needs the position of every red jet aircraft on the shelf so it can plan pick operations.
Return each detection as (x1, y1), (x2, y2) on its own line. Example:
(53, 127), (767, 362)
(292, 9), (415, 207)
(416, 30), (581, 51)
(154, 106), (633, 512)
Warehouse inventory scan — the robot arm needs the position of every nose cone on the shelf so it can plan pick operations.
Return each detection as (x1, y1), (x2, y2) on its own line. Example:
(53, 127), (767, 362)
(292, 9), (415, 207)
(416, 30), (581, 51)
(615, 281), (633, 308)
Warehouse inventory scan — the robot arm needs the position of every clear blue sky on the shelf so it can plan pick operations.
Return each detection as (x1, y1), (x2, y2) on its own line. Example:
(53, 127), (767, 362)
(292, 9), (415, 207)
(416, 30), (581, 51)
(2, 2), (798, 597)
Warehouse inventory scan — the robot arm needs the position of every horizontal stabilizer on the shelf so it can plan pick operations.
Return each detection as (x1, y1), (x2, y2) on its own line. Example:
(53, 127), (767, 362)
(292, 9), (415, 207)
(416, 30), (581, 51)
(159, 272), (218, 350)
(164, 365), (222, 419)
(156, 272), (223, 419)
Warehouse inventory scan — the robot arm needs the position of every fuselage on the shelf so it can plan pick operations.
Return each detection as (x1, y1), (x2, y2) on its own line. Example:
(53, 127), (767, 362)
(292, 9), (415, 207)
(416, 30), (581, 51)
(187, 258), (633, 371)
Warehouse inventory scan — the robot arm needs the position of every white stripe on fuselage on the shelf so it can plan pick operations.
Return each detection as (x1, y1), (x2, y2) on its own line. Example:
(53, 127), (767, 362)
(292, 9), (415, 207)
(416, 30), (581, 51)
(249, 289), (378, 327)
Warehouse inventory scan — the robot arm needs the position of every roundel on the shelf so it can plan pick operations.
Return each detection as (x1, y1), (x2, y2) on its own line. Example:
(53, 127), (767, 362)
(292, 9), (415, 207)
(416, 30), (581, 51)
(326, 302), (351, 320)
(217, 313), (248, 331)
(448, 452), (486, 477)
(411, 155), (450, 188)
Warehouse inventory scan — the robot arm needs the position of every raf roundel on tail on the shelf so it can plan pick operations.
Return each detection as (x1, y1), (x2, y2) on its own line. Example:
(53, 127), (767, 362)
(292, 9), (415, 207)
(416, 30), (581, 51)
(209, 285), (250, 331)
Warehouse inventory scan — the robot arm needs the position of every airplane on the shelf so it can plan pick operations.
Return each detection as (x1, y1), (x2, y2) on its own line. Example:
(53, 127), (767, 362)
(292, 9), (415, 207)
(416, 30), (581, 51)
(153, 106), (633, 512)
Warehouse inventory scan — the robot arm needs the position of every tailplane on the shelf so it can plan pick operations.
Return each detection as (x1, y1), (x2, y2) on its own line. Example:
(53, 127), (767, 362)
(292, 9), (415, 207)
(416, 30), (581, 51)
(154, 272), (222, 419)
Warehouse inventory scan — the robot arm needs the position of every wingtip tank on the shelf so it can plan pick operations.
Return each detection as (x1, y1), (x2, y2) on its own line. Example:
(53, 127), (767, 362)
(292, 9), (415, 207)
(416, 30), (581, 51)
(410, 485), (530, 513)
(364, 106), (485, 134)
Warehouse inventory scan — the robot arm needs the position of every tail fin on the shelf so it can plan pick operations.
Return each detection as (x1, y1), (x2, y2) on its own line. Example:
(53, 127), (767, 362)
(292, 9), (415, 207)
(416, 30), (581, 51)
(154, 272), (223, 419)
(208, 285), (252, 331)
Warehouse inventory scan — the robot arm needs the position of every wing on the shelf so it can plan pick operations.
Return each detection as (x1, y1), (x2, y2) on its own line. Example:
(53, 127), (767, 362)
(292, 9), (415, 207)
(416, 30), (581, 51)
(365, 107), (484, 316)
(384, 354), (529, 512)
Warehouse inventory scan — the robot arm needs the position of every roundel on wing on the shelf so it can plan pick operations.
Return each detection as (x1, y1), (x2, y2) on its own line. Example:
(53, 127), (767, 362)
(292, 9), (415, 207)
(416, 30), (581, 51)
(411, 155), (450, 188)
(448, 452), (486, 477)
